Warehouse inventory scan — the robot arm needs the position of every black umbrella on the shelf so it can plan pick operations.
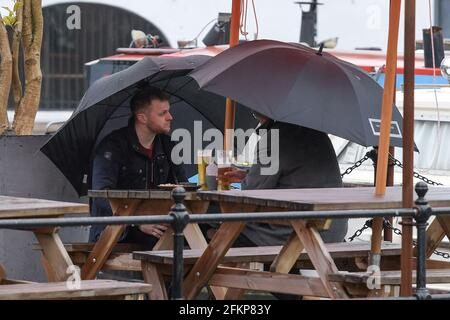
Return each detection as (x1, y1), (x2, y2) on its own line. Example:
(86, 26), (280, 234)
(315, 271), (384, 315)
(41, 55), (257, 196)
(189, 39), (410, 149)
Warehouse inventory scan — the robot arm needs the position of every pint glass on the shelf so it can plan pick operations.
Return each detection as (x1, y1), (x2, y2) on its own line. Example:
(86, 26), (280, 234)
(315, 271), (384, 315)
(216, 150), (233, 191)
(197, 150), (212, 190)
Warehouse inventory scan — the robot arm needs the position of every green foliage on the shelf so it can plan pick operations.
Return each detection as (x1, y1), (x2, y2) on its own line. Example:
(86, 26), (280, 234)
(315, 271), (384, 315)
(1, 1), (21, 27)
(13, 1), (22, 13)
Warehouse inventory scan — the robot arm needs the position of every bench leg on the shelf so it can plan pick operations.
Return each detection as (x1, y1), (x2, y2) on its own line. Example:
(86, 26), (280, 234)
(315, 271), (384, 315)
(142, 261), (168, 300)
(153, 227), (174, 250)
(422, 217), (446, 258)
(291, 221), (349, 299)
(184, 221), (246, 300)
(40, 256), (58, 283)
(270, 233), (304, 273)
(34, 229), (74, 282)
(81, 199), (142, 280)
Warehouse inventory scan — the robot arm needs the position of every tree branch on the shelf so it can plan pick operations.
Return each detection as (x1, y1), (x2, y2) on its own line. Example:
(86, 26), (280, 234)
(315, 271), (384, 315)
(0, 15), (13, 135)
(21, 0), (32, 49)
(12, 0), (24, 112)
(12, 0), (43, 135)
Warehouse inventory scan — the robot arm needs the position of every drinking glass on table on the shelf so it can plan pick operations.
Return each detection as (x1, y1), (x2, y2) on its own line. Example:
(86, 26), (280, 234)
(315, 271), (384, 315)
(216, 150), (233, 191)
(197, 150), (212, 190)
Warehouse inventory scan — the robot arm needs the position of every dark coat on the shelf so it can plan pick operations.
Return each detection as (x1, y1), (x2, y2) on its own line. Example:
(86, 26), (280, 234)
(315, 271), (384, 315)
(241, 121), (347, 246)
(89, 120), (187, 242)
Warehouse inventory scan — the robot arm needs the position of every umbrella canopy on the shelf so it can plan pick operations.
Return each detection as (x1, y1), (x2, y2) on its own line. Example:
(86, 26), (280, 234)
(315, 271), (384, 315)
(41, 55), (256, 196)
(190, 39), (409, 148)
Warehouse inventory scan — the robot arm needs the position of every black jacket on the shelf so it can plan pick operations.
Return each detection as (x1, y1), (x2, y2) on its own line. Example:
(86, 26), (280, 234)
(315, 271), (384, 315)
(241, 121), (346, 246)
(89, 120), (187, 242)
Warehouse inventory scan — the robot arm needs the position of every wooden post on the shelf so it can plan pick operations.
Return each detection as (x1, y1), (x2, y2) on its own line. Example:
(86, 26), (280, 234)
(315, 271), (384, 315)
(224, 0), (241, 151)
(371, 0), (402, 266)
(401, 0), (416, 297)
(384, 87), (397, 242)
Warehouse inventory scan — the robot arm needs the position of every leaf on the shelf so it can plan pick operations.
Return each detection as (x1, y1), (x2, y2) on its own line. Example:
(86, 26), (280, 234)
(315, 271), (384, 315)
(13, 1), (23, 12)
(2, 16), (11, 26)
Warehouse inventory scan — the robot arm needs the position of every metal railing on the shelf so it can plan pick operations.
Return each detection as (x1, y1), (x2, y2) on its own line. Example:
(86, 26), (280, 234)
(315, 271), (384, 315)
(1, 182), (449, 300)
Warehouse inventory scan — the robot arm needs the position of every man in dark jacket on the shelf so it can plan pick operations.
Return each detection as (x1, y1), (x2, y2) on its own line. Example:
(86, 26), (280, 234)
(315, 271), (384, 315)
(225, 114), (347, 247)
(90, 87), (187, 248)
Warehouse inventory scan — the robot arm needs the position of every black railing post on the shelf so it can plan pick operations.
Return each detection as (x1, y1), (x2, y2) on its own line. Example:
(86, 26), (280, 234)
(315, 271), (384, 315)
(367, 148), (378, 186)
(169, 187), (189, 300)
(414, 182), (432, 300)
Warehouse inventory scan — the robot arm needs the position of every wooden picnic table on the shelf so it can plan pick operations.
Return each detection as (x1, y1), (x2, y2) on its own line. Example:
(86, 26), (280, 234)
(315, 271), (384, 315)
(0, 196), (89, 282)
(179, 186), (450, 299)
(84, 190), (211, 280)
(196, 186), (450, 256)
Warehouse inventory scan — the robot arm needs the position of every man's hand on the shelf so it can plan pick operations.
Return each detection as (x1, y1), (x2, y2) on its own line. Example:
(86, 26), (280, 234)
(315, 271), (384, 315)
(224, 167), (248, 183)
(138, 224), (168, 239)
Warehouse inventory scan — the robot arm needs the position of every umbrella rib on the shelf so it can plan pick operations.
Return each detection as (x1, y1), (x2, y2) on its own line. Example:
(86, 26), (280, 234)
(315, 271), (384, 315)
(162, 74), (174, 91)
(144, 71), (164, 87)
(168, 91), (222, 132)
(332, 61), (373, 146)
(167, 76), (195, 96)
(155, 76), (223, 130)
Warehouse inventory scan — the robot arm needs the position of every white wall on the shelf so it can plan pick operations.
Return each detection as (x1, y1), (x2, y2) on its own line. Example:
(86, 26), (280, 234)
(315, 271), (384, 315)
(0, 0), (439, 51)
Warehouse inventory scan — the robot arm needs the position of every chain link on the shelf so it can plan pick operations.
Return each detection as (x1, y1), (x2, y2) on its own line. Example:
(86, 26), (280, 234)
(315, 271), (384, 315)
(341, 155), (370, 178)
(347, 219), (372, 242)
(340, 151), (443, 186)
(348, 218), (450, 259)
(388, 154), (443, 186)
(383, 219), (450, 259)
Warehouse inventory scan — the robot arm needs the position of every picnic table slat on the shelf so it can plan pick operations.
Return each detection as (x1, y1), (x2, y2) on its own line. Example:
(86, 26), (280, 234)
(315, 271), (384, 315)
(0, 280), (152, 300)
(0, 196), (88, 219)
(210, 266), (329, 297)
(329, 269), (450, 285)
(88, 189), (200, 201)
(132, 242), (402, 264)
(197, 186), (450, 211)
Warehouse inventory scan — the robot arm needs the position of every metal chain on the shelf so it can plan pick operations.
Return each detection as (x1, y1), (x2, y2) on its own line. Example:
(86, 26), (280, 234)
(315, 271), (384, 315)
(340, 150), (443, 186)
(348, 218), (450, 259)
(388, 154), (443, 186)
(341, 155), (370, 178)
(383, 219), (450, 259)
(347, 219), (373, 242)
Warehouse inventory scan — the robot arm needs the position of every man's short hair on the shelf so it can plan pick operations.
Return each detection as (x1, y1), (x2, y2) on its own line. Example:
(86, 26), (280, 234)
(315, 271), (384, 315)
(130, 87), (170, 116)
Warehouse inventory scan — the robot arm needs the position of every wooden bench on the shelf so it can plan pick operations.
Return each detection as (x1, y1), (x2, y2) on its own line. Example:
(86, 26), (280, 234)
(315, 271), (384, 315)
(0, 264), (36, 285)
(52, 241), (403, 274)
(38, 240), (401, 271)
(33, 243), (147, 279)
(0, 280), (152, 300)
(132, 242), (403, 299)
(329, 269), (450, 298)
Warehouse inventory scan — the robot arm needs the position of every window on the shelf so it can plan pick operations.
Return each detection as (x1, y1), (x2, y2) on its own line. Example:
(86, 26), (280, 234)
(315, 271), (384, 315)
(41, 2), (168, 110)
